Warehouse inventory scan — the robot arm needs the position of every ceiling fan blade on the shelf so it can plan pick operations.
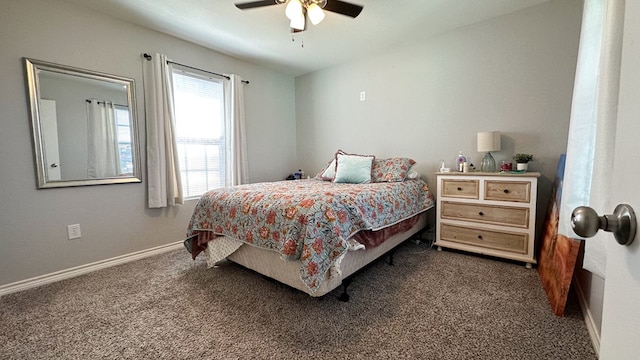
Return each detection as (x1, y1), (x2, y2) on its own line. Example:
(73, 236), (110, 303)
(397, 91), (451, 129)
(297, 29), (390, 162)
(235, 0), (278, 10)
(323, 0), (363, 18)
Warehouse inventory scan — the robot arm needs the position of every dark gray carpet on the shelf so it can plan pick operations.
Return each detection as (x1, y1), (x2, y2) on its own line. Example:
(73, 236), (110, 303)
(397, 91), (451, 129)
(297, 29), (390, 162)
(0, 241), (596, 359)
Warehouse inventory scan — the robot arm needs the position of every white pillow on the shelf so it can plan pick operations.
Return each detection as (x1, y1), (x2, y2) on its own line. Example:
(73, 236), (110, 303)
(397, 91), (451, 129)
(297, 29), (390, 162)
(316, 149), (345, 181)
(333, 153), (374, 184)
(406, 169), (419, 179)
(321, 159), (337, 180)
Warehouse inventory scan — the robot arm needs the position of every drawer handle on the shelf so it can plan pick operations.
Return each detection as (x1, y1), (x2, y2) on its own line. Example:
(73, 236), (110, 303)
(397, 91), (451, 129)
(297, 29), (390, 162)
(478, 211), (484, 216)
(503, 189), (510, 194)
(457, 187), (463, 191)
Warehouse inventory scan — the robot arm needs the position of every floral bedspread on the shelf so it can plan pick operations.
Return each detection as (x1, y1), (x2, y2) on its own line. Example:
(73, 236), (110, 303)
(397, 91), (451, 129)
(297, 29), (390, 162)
(185, 178), (434, 292)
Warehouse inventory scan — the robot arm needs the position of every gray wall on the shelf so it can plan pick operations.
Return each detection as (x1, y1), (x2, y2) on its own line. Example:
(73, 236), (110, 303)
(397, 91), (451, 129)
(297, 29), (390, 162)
(295, 0), (580, 256)
(295, 0), (603, 335)
(296, 0), (581, 198)
(0, 0), (296, 286)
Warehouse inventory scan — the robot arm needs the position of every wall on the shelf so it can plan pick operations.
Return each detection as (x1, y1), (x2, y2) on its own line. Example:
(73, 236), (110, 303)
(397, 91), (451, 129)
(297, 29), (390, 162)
(295, 0), (602, 337)
(296, 0), (581, 193)
(0, 0), (296, 286)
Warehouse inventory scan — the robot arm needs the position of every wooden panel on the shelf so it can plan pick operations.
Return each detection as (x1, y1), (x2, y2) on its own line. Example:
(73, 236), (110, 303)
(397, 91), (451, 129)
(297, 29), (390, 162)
(484, 180), (531, 203)
(537, 154), (581, 316)
(440, 223), (528, 254)
(441, 179), (479, 199)
(441, 201), (529, 228)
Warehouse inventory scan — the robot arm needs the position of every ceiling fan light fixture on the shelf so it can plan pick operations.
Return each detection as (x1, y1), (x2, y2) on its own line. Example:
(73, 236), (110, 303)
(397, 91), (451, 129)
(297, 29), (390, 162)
(307, 3), (325, 25)
(285, 0), (303, 20)
(290, 13), (306, 30)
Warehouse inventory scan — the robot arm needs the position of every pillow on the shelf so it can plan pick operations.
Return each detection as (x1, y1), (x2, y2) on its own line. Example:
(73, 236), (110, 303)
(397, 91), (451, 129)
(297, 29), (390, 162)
(315, 150), (345, 181)
(333, 153), (375, 184)
(320, 159), (337, 179)
(372, 157), (416, 182)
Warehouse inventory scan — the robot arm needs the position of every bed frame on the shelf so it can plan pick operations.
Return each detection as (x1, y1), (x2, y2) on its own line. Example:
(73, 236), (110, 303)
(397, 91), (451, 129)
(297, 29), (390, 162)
(221, 211), (429, 300)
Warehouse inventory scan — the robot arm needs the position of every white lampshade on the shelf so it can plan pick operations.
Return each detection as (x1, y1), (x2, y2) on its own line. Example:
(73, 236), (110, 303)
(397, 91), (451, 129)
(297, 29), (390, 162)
(307, 3), (325, 25)
(285, 0), (303, 20)
(477, 131), (501, 152)
(290, 13), (306, 30)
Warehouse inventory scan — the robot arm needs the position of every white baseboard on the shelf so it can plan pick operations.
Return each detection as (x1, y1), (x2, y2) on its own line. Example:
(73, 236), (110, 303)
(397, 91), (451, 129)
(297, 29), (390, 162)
(573, 275), (601, 356)
(0, 241), (184, 297)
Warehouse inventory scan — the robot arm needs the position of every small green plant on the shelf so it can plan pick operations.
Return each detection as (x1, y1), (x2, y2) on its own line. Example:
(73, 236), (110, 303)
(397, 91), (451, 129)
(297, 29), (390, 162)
(513, 153), (534, 163)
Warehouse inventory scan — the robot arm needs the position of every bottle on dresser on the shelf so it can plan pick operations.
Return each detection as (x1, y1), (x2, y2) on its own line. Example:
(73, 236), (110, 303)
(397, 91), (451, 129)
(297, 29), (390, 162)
(455, 151), (467, 172)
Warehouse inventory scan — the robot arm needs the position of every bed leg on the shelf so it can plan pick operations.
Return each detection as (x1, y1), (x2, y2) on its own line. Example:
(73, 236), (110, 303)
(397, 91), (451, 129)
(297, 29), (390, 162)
(387, 248), (397, 266)
(337, 278), (352, 302)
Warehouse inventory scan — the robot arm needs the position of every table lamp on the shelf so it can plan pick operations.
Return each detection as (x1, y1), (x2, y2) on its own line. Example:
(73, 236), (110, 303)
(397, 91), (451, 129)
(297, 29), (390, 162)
(477, 131), (501, 172)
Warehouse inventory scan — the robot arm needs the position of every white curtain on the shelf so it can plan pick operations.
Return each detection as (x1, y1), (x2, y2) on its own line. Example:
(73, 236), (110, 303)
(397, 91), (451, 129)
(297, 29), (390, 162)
(558, 0), (624, 278)
(224, 74), (249, 186)
(143, 53), (183, 208)
(86, 99), (121, 178)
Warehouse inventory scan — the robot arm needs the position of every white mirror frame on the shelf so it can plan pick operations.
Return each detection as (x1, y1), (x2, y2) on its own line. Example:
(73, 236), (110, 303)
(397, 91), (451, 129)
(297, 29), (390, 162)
(24, 58), (142, 188)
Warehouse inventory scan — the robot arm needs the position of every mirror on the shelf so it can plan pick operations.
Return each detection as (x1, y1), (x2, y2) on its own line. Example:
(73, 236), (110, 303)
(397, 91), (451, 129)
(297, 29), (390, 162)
(24, 58), (141, 188)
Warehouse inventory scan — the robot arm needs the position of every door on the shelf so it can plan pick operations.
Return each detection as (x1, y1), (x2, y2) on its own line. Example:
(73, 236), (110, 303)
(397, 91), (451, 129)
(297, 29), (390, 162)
(598, 2), (640, 358)
(39, 99), (61, 181)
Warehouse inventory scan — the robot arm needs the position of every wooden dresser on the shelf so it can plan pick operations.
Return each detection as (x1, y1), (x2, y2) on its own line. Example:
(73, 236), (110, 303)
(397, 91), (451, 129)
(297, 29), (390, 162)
(435, 172), (540, 268)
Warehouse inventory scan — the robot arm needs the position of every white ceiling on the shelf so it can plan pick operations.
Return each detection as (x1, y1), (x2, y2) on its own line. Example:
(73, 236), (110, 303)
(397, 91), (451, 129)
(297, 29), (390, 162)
(64, 0), (550, 76)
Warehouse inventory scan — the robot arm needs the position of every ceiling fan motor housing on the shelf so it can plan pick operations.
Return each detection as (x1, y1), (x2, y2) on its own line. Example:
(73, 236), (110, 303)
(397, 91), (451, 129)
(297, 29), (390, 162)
(276, 0), (329, 7)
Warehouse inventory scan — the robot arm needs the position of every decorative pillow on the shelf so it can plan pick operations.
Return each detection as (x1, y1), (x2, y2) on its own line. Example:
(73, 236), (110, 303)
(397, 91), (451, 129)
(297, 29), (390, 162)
(372, 157), (416, 182)
(315, 150), (345, 181)
(333, 153), (375, 184)
(320, 159), (337, 179)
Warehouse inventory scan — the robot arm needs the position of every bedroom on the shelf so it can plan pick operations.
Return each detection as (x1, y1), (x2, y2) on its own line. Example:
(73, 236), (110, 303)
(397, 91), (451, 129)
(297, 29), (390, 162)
(1, 0), (638, 358)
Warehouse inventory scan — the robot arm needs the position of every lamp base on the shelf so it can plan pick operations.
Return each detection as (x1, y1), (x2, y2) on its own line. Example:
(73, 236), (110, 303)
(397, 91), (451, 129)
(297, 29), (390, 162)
(480, 152), (496, 172)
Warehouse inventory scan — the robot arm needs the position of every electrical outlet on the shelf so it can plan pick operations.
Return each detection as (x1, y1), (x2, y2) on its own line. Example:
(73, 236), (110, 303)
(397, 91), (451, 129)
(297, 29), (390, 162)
(67, 224), (81, 239)
(359, 91), (366, 101)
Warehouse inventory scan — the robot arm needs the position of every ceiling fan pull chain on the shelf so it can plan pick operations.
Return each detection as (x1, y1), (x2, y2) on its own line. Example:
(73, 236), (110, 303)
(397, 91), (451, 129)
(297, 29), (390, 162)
(291, 32), (304, 48)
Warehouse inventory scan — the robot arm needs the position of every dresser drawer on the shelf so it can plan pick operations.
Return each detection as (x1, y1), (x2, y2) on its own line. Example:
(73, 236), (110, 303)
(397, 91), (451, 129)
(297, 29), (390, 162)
(484, 180), (531, 203)
(439, 223), (528, 254)
(441, 179), (479, 199)
(440, 201), (529, 228)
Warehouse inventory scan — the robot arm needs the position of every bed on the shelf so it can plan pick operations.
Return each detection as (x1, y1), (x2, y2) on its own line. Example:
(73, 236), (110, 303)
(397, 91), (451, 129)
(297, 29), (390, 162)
(184, 153), (434, 299)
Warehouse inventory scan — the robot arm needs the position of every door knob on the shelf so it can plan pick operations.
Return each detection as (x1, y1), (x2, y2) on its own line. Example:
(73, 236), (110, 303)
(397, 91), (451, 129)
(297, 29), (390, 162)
(50, 163), (59, 168)
(571, 204), (637, 246)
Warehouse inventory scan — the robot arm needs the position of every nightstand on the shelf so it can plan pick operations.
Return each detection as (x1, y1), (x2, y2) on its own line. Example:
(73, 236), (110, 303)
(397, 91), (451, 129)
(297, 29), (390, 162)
(435, 171), (540, 268)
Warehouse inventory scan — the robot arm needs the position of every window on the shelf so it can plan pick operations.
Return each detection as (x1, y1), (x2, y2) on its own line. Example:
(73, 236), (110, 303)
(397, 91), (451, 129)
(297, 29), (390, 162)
(114, 105), (133, 175)
(171, 66), (226, 198)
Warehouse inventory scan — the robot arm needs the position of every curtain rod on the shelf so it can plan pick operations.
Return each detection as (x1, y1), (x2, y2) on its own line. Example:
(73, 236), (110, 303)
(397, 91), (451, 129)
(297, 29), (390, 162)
(143, 53), (249, 84)
(86, 99), (127, 107)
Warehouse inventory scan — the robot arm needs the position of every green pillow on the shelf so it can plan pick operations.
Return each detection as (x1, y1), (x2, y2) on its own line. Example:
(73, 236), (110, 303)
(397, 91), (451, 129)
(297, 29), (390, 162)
(333, 153), (374, 184)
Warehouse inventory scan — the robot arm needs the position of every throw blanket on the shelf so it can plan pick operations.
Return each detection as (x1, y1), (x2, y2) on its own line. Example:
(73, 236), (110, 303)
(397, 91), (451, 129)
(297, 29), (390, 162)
(186, 178), (433, 292)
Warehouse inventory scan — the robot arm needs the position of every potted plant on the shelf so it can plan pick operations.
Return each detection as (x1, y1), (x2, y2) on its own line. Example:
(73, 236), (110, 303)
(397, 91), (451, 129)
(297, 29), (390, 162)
(513, 153), (534, 171)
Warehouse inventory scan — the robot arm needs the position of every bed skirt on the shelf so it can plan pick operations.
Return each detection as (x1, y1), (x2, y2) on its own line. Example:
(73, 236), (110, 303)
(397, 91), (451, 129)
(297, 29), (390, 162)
(221, 211), (428, 297)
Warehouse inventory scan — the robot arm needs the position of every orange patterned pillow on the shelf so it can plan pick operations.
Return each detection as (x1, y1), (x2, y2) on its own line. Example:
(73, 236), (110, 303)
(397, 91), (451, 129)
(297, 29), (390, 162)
(372, 158), (416, 182)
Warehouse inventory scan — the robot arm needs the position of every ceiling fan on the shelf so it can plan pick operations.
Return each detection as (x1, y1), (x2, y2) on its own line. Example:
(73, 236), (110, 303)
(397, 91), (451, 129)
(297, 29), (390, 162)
(235, 0), (364, 32)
